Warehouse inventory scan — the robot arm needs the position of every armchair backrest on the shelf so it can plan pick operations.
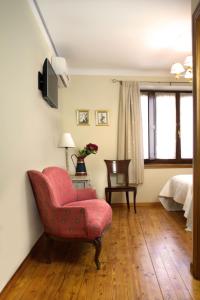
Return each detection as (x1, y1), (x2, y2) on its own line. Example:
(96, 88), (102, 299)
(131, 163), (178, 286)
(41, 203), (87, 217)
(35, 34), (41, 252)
(27, 170), (56, 230)
(42, 166), (77, 205)
(28, 167), (77, 232)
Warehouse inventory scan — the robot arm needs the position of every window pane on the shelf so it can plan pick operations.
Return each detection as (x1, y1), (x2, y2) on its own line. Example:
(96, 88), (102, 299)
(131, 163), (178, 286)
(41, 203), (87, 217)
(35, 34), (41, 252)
(141, 94), (149, 159)
(156, 93), (176, 159)
(180, 93), (193, 158)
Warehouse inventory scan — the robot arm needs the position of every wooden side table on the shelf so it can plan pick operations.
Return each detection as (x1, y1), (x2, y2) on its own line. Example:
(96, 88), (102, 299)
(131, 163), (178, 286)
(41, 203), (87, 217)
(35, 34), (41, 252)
(70, 175), (91, 189)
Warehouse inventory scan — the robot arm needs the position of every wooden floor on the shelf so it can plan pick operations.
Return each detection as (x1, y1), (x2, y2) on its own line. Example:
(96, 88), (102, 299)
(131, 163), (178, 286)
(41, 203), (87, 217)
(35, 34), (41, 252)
(1, 205), (200, 300)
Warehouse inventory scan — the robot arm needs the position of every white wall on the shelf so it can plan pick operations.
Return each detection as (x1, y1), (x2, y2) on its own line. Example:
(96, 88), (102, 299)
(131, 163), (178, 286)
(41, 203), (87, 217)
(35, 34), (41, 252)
(60, 75), (192, 202)
(0, 0), (65, 292)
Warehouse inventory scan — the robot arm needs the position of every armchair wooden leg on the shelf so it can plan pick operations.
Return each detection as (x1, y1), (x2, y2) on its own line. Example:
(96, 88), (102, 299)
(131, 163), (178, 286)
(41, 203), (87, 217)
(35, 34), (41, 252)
(126, 191), (130, 210)
(44, 233), (53, 264)
(93, 237), (102, 270)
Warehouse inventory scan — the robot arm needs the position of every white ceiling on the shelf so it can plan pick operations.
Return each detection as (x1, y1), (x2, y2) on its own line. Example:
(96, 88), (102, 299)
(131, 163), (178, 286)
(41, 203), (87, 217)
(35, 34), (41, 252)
(36, 0), (192, 76)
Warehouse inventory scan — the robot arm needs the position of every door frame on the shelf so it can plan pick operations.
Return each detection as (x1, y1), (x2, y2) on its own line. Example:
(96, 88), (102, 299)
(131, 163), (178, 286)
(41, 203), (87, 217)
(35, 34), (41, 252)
(192, 2), (200, 279)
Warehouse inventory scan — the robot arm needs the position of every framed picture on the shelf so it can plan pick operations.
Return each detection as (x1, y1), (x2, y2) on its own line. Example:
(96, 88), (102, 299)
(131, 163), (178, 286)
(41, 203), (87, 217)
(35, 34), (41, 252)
(76, 110), (90, 126)
(95, 110), (109, 126)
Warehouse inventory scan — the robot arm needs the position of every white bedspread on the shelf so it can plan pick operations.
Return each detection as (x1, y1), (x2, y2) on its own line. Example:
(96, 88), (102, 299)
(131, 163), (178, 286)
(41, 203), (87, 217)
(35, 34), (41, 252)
(159, 175), (193, 231)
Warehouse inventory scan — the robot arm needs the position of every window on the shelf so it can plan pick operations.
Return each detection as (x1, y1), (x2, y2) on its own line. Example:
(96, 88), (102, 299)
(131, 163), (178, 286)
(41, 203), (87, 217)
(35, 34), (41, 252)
(141, 91), (193, 164)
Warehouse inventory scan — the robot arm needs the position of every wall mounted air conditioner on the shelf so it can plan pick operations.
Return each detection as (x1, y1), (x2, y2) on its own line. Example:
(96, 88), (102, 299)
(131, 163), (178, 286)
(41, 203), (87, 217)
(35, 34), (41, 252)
(51, 56), (70, 88)
(58, 73), (70, 88)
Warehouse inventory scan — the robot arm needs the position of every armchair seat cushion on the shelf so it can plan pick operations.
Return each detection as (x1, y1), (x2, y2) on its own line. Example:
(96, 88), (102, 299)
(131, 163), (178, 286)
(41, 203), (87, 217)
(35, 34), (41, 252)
(66, 199), (112, 239)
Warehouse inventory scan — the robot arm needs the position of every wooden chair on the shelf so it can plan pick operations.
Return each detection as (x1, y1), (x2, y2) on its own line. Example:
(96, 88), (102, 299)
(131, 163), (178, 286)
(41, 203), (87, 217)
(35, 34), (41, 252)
(104, 160), (137, 213)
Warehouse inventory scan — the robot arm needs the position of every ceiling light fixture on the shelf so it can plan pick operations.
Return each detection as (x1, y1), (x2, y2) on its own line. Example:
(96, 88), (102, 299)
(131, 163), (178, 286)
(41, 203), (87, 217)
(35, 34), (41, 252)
(170, 56), (193, 80)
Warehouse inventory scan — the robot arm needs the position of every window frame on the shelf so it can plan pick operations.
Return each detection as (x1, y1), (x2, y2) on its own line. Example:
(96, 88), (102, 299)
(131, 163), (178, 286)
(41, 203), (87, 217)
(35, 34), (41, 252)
(141, 90), (193, 165)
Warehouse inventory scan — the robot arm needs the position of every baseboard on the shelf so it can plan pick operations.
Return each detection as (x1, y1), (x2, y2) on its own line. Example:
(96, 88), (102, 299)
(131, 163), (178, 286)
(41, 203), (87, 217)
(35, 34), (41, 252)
(111, 202), (161, 207)
(137, 202), (161, 207)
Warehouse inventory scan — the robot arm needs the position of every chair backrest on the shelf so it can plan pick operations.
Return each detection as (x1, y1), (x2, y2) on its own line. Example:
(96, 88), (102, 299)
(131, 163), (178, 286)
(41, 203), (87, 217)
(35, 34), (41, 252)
(27, 170), (57, 230)
(42, 167), (77, 206)
(104, 160), (131, 187)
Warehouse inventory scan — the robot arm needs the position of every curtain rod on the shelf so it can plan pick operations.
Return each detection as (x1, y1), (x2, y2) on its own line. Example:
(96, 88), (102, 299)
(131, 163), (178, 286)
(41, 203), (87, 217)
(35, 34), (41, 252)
(112, 79), (192, 85)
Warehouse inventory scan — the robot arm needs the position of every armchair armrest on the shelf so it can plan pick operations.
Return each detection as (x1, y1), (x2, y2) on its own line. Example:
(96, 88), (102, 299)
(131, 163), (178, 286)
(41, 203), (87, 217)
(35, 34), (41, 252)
(76, 188), (97, 201)
(48, 206), (88, 238)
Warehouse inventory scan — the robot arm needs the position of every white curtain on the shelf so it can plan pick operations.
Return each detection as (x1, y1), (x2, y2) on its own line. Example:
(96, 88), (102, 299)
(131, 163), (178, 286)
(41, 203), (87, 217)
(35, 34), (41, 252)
(117, 81), (144, 184)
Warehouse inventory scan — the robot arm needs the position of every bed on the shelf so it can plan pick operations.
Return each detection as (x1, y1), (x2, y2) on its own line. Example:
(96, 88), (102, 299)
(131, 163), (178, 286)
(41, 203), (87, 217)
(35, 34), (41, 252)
(159, 174), (193, 231)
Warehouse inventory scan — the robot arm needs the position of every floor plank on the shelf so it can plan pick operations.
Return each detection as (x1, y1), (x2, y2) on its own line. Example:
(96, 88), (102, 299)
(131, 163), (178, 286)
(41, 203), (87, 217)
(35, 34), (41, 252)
(138, 207), (192, 300)
(1, 205), (200, 300)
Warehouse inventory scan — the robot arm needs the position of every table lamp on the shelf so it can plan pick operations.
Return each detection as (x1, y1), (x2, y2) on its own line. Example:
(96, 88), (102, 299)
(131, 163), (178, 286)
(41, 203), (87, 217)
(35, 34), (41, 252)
(58, 132), (75, 170)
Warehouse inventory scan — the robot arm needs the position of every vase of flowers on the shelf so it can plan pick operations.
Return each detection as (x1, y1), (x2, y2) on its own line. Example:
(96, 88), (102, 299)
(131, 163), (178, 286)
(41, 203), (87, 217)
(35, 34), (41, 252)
(71, 143), (98, 176)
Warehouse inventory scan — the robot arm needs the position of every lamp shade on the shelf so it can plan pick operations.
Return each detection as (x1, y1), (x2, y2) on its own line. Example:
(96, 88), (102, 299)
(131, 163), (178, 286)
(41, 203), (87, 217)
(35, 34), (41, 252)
(58, 133), (75, 148)
(184, 68), (193, 79)
(184, 56), (192, 68)
(170, 63), (185, 74)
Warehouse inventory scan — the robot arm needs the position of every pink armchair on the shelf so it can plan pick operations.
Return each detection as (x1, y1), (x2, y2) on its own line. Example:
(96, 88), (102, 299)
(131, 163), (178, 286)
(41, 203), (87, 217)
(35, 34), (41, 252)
(27, 166), (112, 269)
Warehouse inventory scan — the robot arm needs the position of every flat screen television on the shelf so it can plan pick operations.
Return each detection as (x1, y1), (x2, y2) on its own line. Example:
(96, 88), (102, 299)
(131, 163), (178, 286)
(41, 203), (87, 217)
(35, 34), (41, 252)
(38, 58), (58, 108)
